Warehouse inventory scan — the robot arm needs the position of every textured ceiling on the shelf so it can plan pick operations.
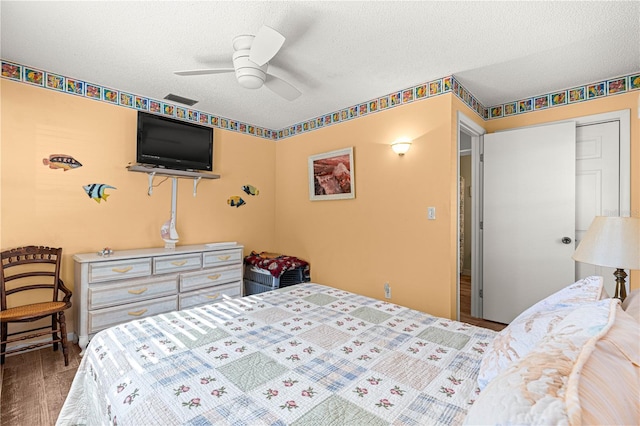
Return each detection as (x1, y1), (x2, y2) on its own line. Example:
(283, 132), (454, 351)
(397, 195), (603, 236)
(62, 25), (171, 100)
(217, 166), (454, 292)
(1, 1), (638, 130)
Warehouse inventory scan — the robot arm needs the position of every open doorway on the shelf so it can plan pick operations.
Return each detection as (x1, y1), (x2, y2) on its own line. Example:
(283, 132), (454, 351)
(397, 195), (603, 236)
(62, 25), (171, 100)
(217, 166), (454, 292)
(459, 132), (499, 328)
(459, 132), (472, 278)
(456, 112), (503, 330)
(458, 132), (475, 321)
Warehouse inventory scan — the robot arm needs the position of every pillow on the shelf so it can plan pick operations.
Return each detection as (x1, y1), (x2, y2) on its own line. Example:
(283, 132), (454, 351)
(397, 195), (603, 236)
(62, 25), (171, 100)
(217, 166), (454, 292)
(476, 276), (604, 390)
(577, 304), (639, 425)
(622, 289), (640, 322)
(520, 275), (606, 309)
(465, 298), (638, 425)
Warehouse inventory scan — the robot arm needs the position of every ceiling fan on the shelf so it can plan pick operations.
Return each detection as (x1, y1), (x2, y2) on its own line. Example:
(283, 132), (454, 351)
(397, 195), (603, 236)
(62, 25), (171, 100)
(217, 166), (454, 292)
(175, 26), (301, 101)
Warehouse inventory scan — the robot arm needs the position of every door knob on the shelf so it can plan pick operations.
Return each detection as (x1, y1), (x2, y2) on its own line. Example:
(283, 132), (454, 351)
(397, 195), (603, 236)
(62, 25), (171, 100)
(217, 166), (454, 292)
(561, 237), (572, 244)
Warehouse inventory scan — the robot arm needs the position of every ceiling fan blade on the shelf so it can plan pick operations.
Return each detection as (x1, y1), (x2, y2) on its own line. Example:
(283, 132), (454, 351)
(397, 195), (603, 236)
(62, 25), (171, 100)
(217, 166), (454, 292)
(174, 68), (234, 76)
(249, 25), (285, 66)
(264, 74), (301, 101)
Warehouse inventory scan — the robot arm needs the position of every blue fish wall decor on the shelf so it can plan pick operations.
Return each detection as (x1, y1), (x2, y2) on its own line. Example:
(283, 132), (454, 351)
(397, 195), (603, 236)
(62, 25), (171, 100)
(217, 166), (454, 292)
(83, 184), (116, 203)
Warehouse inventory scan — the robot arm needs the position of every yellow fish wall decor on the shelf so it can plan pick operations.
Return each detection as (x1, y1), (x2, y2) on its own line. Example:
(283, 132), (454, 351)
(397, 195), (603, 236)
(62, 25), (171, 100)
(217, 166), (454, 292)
(242, 185), (259, 196)
(227, 196), (245, 208)
(43, 154), (82, 171)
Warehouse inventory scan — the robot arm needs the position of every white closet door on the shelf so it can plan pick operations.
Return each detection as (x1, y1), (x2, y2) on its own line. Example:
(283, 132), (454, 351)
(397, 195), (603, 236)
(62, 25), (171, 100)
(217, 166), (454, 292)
(483, 122), (576, 324)
(575, 121), (620, 295)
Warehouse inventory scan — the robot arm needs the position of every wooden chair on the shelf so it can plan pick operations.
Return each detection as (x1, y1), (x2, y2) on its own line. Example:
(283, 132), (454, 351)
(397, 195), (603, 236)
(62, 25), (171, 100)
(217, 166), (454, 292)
(0, 246), (72, 365)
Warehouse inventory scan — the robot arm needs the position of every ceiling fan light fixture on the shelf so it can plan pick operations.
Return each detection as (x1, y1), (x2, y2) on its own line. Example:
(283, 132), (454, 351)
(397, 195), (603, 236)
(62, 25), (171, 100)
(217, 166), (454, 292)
(237, 73), (265, 89)
(176, 26), (300, 100)
(233, 51), (267, 89)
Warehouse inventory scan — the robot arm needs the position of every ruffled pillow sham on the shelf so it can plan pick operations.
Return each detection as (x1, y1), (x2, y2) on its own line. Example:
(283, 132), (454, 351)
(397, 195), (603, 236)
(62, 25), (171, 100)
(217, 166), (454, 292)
(476, 275), (604, 390)
(465, 298), (638, 425)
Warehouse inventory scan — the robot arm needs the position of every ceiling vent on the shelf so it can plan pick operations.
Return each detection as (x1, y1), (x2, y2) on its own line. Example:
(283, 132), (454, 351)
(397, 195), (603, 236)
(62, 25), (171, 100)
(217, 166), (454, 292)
(163, 93), (198, 106)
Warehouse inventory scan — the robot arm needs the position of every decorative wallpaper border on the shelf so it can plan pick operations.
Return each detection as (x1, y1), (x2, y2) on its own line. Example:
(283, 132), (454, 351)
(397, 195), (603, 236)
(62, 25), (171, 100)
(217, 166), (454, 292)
(487, 74), (640, 119)
(275, 75), (488, 140)
(2, 59), (638, 141)
(1, 60), (277, 140)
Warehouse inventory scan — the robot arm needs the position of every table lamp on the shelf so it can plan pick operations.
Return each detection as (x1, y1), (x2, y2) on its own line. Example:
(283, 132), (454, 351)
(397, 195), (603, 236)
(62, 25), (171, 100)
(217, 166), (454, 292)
(572, 216), (640, 300)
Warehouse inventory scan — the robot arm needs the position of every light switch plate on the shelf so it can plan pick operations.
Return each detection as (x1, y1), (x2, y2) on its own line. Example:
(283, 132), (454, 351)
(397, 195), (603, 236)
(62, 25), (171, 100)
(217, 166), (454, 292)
(427, 207), (436, 220)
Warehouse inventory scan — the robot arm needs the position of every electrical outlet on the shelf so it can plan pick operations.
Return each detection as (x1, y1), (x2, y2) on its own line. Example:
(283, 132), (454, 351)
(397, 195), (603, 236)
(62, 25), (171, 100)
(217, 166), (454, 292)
(384, 282), (391, 299)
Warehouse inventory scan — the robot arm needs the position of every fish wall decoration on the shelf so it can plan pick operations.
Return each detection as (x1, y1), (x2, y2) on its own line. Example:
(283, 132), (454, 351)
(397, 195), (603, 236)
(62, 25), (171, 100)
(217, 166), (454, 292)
(227, 196), (245, 208)
(83, 184), (116, 203)
(42, 154), (82, 171)
(242, 185), (259, 196)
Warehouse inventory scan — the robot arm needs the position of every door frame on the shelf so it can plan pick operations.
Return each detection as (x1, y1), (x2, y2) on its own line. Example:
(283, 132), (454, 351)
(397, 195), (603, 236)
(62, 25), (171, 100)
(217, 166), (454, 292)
(456, 112), (486, 321)
(459, 108), (631, 321)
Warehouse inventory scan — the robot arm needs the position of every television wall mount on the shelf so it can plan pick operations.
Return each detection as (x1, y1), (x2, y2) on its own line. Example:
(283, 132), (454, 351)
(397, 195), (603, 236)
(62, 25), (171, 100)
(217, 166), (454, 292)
(127, 165), (220, 248)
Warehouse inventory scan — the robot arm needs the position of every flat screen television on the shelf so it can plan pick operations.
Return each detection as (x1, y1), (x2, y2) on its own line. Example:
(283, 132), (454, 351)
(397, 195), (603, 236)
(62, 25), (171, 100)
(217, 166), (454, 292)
(136, 111), (213, 171)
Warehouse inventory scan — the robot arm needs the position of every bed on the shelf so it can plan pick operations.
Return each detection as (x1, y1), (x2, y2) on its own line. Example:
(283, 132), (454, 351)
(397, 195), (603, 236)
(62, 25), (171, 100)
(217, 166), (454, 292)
(57, 279), (639, 425)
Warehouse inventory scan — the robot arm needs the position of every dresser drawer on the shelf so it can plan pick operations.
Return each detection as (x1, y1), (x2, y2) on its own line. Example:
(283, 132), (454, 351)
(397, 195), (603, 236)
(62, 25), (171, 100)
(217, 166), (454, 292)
(179, 282), (241, 310)
(180, 264), (242, 292)
(88, 295), (178, 334)
(88, 258), (152, 283)
(88, 275), (178, 310)
(154, 253), (202, 275)
(203, 248), (243, 268)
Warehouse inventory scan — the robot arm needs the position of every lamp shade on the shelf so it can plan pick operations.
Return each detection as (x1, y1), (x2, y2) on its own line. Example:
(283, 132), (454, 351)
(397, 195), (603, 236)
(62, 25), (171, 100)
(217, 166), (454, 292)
(572, 216), (640, 270)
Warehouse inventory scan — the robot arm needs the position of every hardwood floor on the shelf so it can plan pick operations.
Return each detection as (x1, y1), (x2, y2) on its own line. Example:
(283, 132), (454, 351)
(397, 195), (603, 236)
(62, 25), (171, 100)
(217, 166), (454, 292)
(0, 343), (82, 426)
(0, 281), (502, 424)
(460, 274), (507, 332)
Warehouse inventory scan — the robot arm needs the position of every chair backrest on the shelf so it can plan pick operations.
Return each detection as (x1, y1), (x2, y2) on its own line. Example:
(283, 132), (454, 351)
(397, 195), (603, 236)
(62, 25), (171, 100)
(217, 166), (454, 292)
(0, 246), (63, 310)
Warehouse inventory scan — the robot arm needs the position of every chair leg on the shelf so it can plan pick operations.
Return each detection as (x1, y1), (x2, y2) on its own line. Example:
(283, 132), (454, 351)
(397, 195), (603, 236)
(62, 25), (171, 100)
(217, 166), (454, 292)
(1, 322), (7, 365)
(52, 313), (59, 351)
(59, 311), (69, 366)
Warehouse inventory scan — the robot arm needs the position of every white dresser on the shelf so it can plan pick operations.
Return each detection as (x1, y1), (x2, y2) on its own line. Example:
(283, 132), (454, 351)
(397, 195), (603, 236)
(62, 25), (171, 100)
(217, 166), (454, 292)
(73, 243), (243, 352)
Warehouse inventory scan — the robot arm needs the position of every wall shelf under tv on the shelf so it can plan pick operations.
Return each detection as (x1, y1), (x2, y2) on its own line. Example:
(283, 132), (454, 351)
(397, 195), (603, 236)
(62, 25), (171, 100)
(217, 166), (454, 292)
(127, 164), (219, 197)
(127, 164), (220, 180)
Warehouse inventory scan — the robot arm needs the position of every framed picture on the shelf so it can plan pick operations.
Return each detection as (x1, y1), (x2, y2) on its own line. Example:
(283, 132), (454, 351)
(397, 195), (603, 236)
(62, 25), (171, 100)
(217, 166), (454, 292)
(308, 147), (355, 201)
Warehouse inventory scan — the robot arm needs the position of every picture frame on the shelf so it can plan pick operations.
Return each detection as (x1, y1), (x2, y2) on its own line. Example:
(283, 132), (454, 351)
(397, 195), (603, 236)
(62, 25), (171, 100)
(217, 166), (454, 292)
(308, 147), (355, 201)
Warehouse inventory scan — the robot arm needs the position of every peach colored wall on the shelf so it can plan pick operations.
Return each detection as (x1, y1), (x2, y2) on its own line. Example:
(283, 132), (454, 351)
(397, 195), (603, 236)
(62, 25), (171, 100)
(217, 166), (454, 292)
(0, 79), (277, 334)
(273, 90), (638, 320)
(274, 95), (465, 318)
(3, 75), (637, 333)
(483, 92), (639, 289)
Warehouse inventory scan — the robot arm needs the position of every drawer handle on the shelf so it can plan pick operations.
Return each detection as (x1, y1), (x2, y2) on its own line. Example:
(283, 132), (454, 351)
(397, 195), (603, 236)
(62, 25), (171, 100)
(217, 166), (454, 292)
(128, 309), (147, 317)
(205, 293), (221, 300)
(128, 288), (148, 295)
(207, 274), (221, 281)
(171, 260), (187, 266)
(217, 255), (231, 261)
(112, 266), (133, 273)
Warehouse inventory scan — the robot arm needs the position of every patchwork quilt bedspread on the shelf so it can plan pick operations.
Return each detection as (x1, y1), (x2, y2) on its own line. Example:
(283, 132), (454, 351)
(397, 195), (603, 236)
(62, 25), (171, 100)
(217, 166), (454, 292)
(57, 284), (496, 425)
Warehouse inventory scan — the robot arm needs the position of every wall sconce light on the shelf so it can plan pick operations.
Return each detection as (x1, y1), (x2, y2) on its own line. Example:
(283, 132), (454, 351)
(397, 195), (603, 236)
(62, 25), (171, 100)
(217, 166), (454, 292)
(391, 138), (412, 156)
